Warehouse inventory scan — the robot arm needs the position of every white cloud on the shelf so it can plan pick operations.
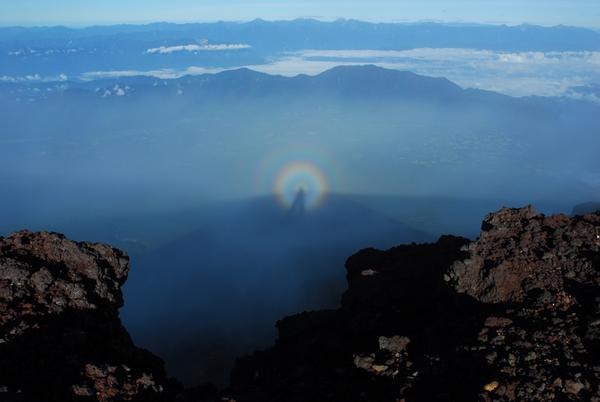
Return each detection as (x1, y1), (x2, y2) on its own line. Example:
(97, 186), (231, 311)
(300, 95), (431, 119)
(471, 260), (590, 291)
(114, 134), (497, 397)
(25, 74), (42, 81)
(275, 48), (600, 97)
(146, 42), (251, 54)
(296, 48), (600, 67)
(244, 56), (360, 76)
(113, 85), (126, 96)
(80, 66), (223, 81)
(8, 48), (79, 56)
(1, 73), (69, 83)
(80, 48), (600, 98)
(0, 73), (43, 82)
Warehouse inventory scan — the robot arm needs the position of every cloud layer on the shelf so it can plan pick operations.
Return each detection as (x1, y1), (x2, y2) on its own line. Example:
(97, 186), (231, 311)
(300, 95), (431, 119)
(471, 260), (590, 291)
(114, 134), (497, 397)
(286, 49), (600, 97)
(81, 67), (221, 81)
(146, 43), (251, 54)
(79, 48), (600, 98)
(1, 73), (68, 82)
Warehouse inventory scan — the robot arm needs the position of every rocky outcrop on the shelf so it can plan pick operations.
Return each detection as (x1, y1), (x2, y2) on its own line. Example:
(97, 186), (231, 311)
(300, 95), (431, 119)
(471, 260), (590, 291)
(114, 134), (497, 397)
(230, 207), (600, 402)
(450, 205), (599, 305)
(0, 231), (179, 402)
(2, 207), (600, 402)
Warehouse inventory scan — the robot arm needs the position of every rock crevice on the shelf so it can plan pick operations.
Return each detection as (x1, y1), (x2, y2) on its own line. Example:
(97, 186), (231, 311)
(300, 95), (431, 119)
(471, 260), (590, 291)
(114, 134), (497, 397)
(2, 206), (600, 402)
(230, 207), (600, 402)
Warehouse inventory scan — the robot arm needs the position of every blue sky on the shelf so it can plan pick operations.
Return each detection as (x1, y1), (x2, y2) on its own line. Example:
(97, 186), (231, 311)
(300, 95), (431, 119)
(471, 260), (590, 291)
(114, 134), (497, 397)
(1, 0), (600, 27)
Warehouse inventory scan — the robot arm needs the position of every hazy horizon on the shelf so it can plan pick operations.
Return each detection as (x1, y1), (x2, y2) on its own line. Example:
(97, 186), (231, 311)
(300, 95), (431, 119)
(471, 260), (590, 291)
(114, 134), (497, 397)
(1, 17), (600, 30)
(2, 0), (600, 28)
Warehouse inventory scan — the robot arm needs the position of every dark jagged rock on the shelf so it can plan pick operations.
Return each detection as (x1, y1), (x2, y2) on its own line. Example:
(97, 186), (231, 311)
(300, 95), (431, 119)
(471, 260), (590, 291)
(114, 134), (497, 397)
(230, 207), (600, 402)
(2, 207), (600, 402)
(450, 205), (599, 306)
(0, 231), (180, 402)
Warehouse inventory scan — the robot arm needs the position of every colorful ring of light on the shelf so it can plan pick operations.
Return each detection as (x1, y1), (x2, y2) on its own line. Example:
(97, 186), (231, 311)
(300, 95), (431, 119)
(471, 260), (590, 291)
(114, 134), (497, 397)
(273, 161), (328, 209)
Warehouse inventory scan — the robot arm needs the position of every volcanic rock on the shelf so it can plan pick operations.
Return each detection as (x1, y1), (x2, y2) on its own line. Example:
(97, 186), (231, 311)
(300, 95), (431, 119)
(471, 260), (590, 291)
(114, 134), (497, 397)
(229, 206), (600, 402)
(0, 231), (179, 402)
(449, 205), (600, 306)
(2, 206), (600, 402)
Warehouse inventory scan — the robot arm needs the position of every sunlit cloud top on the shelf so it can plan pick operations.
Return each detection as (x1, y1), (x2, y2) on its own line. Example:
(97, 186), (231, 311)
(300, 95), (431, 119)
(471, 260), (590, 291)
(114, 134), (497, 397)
(75, 48), (600, 98)
(146, 42), (251, 54)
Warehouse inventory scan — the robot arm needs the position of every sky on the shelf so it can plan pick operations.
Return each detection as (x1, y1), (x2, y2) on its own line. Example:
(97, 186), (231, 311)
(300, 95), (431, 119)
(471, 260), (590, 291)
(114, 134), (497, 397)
(1, 0), (600, 27)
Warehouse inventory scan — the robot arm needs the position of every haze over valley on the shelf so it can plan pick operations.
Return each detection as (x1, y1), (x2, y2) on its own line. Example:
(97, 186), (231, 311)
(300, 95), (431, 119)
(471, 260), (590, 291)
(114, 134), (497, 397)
(1, 18), (599, 384)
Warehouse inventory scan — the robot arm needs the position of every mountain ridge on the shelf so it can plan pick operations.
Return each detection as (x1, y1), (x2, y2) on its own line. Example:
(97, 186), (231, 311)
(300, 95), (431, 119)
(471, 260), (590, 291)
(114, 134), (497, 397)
(2, 19), (599, 79)
(0, 64), (576, 105)
(2, 205), (600, 401)
(2, 19), (599, 50)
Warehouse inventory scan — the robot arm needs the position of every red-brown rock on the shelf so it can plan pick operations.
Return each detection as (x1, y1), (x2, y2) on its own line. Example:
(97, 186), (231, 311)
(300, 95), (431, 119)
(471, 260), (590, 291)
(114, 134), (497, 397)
(0, 231), (179, 402)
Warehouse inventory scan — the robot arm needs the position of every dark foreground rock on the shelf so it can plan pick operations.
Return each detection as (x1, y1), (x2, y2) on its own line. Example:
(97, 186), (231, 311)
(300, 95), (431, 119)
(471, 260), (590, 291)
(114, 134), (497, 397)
(0, 231), (181, 401)
(2, 207), (600, 402)
(230, 206), (600, 402)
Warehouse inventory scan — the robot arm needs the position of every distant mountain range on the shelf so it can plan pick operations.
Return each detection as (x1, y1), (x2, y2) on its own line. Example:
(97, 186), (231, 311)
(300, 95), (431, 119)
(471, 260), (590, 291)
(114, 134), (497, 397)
(3, 19), (599, 52)
(2, 65), (466, 100)
(4, 65), (599, 116)
(1, 65), (598, 203)
(1, 19), (600, 78)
